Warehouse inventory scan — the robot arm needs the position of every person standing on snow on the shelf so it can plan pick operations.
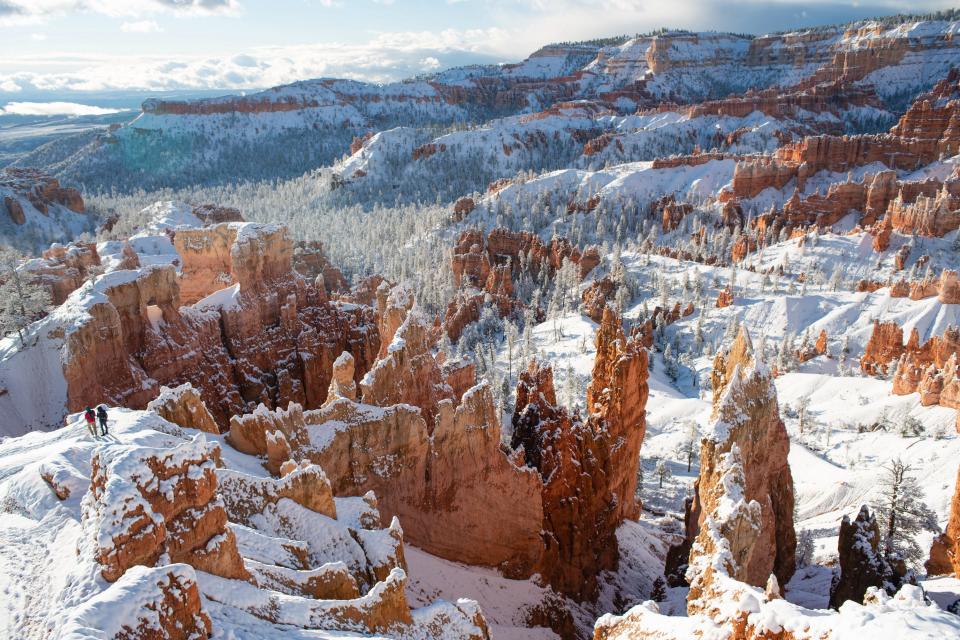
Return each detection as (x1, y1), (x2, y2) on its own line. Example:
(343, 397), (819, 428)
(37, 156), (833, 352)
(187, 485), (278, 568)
(84, 406), (97, 437)
(97, 405), (109, 436)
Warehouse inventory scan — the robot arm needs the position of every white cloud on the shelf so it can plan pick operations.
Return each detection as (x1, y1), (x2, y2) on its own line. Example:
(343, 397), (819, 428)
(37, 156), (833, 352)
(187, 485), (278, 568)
(0, 28), (510, 91)
(30, 32), (47, 40)
(121, 19), (162, 32)
(0, 101), (128, 116)
(0, 0), (238, 27)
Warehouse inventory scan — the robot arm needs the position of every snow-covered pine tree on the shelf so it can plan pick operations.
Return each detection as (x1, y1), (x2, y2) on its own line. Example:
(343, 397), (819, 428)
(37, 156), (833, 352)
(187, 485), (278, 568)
(678, 421), (699, 472)
(796, 529), (815, 568)
(874, 459), (939, 565)
(655, 458), (671, 488)
(0, 246), (52, 347)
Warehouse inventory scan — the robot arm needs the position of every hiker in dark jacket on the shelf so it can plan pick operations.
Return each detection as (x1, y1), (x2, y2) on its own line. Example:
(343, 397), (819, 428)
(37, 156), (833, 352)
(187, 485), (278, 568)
(84, 407), (97, 437)
(97, 405), (109, 436)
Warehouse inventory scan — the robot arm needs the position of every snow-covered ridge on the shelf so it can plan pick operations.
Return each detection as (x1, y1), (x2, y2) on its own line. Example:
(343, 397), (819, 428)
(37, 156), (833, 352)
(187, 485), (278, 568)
(19, 17), (960, 192)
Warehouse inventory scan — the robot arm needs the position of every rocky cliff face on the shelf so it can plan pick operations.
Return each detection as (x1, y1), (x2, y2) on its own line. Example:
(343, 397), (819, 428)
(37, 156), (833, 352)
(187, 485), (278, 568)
(217, 298), (648, 605)
(596, 425), (956, 640)
(865, 320), (960, 418)
(221, 296), (547, 578)
(85, 434), (247, 583)
(720, 68), (960, 261)
(0, 167), (84, 224)
(18, 241), (101, 305)
(35, 389), (492, 639)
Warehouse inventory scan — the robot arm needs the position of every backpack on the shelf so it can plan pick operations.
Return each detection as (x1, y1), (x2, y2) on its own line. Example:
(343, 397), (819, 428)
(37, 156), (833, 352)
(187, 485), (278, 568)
(85, 409), (96, 423)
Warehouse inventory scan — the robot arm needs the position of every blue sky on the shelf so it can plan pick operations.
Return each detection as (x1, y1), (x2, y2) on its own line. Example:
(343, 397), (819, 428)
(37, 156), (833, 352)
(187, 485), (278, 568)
(0, 0), (955, 96)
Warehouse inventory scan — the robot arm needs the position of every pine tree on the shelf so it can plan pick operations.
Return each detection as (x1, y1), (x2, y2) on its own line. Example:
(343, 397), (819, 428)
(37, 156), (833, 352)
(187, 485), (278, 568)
(655, 459), (672, 488)
(677, 421), (699, 472)
(796, 529), (815, 568)
(874, 459), (938, 565)
(0, 246), (52, 347)
(896, 407), (924, 438)
(649, 576), (667, 602)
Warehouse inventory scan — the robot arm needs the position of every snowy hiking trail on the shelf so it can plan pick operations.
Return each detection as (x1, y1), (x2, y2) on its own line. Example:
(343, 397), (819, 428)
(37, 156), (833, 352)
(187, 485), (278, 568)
(0, 509), (73, 639)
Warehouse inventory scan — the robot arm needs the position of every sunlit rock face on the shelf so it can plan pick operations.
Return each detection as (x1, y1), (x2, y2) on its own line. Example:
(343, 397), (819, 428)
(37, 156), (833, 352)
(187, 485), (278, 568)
(220, 299), (648, 603)
(0, 167), (85, 223)
(85, 434), (247, 584)
(928, 463), (960, 578)
(724, 70), (960, 247)
(19, 242), (101, 305)
(668, 327), (796, 591)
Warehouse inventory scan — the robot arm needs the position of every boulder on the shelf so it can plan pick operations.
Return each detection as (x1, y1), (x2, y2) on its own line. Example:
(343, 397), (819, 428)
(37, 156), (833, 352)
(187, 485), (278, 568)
(147, 383), (220, 434)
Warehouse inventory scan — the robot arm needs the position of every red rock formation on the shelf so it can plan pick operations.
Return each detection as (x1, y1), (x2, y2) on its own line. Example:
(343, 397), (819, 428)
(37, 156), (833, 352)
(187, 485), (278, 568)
(939, 270), (960, 303)
(350, 132), (374, 155)
(860, 320), (906, 375)
(450, 231), (491, 288)
(85, 434), (247, 583)
(146, 383), (220, 434)
(63, 223), (380, 429)
(716, 286), (734, 308)
(731, 157), (803, 199)
(307, 386), (545, 578)
(581, 277), (616, 322)
(888, 189), (960, 238)
(512, 307), (648, 600)
(815, 329), (828, 356)
(856, 279), (885, 293)
(21, 242), (101, 305)
(224, 305), (648, 603)
(672, 327), (795, 590)
(730, 235), (758, 263)
(0, 167), (85, 222)
(361, 308), (454, 423)
(192, 203), (244, 225)
(375, 282), (415, 359)
(325, 351), (358, 404)
(866, 321), (960, 380)
(451, 227), (599, 287)
(656, 194), (694, 232)
(292, 240), (349, 295)
(104, 566), (213, 640)
(445, 228), (599, 340)
(724, 71), (960, 242)
(452, 196), (476, 221)
(927, 462), (960, 577)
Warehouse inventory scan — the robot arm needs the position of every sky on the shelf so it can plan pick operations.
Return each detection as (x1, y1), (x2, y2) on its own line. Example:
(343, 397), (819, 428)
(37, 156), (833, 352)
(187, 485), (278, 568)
(0, 0), (956, 103)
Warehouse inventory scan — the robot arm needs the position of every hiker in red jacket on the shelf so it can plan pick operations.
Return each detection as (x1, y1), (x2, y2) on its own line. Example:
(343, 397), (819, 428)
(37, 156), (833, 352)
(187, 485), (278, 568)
(84, 406), (97, 437)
